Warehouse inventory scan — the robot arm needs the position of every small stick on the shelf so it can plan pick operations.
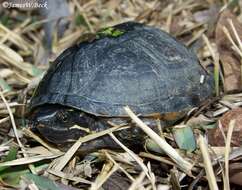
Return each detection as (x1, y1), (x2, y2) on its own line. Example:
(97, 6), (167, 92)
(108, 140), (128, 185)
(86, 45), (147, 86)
(202, 34), (220, 96)
(166, 4), (174, 33)
(228, 19), (242, 52)
(0, 90), (37, 174)
(109, 133), (155, 189)
(129, 171), (146, 190)
(222, 26), (242, 57)
(104, 151), (135, 182)
(54, 125), (121, 171)
(90, 161), (118, 190)
(0, 91), (23, 150)
(198, 135), (218, 190)
(224, 120), (235, 190)
(124, 106), (193, 174)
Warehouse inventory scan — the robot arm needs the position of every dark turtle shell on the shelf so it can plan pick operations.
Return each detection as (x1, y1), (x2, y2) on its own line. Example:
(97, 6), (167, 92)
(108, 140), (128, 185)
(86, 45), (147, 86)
(30, 22), (213, 117)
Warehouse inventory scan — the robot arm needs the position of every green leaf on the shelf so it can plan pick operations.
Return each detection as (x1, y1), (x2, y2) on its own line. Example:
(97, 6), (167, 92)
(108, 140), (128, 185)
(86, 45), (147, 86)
(0, 14), (13, 27)
(75, 14), (88, 27)
(31, 65), (44, 77)
(0, 147), (21, 186)
(0, 77), (12, 92)
(227, 0), (239, 9)
(0, 147), (18, 172)
(203, 123), (217, 129)
(98, 27), (124, 38)
(145, 138), (165, 154)
(0, 166), (30, 186)
(196, 123), (217, 130)
(24, 173), (60, 190)
(173, 125), (196, 152)
(1, 170), (26, 186)
(0, 158), (48, 187)
(112, 29), (124, 37)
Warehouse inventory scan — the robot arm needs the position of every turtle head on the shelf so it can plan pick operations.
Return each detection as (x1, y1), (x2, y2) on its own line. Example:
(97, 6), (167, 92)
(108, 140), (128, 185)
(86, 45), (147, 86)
(29, 104), (90, 144)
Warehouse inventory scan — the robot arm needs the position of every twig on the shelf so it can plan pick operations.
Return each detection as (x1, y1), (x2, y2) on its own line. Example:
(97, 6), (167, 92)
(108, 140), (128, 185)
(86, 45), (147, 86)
(228, 19), (242, 52)
(124, 106), (193, 174)
(129, 171), (146, 190)
(90, 161), (118, 190)
(109, 133), (156, 190)
(223, 20), (242, 84)
(224, 120), (235, 190)
(0, 91), (24, 150)
(54, 125), (121, 171)
(165, 4), (173, 33)
(222, 26), (242, 58)
(22, 128), (62, 154)
(202, 34), (220, 96)
(0, 116), (9, 124)
(198, 135), (218, 190)
(104, 151), (135, 182)
(139, 152), (175, 166)
(48, 169), (92, 185)
(0, 90), (37, 174)
(73, 0), (94, 33)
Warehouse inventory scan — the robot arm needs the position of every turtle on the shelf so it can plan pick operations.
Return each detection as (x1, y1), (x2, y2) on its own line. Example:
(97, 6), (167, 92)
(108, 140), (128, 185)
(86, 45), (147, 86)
(29, 22), (214, 153)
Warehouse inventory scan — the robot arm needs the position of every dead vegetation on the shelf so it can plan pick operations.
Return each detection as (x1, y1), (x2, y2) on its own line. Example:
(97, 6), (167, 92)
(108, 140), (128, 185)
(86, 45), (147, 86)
(0, 0), (242, 189)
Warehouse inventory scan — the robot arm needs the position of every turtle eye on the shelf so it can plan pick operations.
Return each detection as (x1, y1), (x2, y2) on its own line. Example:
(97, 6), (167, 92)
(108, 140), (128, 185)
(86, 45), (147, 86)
(58, 111), (68, 122)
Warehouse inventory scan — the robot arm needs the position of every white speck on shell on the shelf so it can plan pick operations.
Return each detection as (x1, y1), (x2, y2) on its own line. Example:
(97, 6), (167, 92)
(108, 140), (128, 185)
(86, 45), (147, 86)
(200, 75), (205, 84)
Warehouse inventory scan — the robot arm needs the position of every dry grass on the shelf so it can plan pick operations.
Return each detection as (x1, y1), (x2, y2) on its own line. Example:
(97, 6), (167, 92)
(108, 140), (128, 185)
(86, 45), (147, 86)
(0, 0), (242, 189)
